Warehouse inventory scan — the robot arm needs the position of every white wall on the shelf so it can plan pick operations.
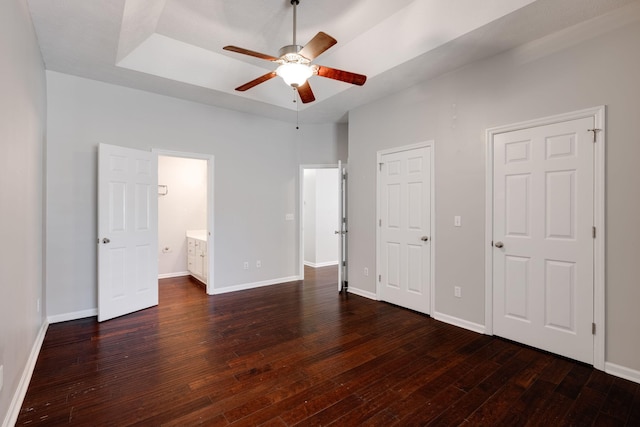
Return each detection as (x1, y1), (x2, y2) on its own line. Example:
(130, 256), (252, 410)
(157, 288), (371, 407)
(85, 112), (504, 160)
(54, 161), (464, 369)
(303, 169), (339, 267)
(0, 0), (46, 422)
(314, 169), (339, 266)
(45, 71), (346, 318)
(303, 170), (317, 264)
(347, 9), (640, 373)
(158, 156), (207, 276)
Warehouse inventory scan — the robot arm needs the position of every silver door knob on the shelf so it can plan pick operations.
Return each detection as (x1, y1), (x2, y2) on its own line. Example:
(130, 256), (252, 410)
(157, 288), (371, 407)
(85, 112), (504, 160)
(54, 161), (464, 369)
(102, 238), (110, 244)
(494, 241), (504, 248)
(421, 236), (429, 241)
(335, 230), (340, 234)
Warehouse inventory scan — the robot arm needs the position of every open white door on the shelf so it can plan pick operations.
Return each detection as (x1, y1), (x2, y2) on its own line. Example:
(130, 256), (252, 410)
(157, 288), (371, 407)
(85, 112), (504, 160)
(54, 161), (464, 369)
(98, 143), (158, 322)
(337, 162), (347, 292)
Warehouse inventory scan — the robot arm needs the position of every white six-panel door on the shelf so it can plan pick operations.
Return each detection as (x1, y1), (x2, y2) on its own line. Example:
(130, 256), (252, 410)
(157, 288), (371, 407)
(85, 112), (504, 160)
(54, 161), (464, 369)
(379, 145), (432, 314)
(492, 117), (594, 364)
(98, 143), (158, 322)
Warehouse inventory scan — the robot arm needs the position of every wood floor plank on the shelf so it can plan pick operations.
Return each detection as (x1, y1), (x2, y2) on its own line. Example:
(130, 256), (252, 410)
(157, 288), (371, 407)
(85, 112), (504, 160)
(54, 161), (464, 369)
(17, 266), (640, 426)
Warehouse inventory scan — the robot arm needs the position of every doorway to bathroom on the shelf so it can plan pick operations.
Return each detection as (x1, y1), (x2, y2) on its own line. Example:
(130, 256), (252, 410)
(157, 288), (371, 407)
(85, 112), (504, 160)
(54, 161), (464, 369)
(156, 151), (214, 294)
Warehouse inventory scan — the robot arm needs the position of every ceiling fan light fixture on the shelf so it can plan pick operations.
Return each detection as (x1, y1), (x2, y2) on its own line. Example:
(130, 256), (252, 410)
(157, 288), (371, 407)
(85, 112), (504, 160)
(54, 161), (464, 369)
(276, 62), (313, 87)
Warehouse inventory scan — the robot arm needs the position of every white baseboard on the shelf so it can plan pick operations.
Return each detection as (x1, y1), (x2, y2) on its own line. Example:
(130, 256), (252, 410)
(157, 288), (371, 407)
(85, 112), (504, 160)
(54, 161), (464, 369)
(3, 321), (49, 427)
(303, 261), (339, 268)
(433, 311), (486, 335)
(48, 308), (97, 324)
(346, 287), (378, 300)
(211, 275), (302, 295)
(605, 361), (640, 384)
(158, 271), (190, 279)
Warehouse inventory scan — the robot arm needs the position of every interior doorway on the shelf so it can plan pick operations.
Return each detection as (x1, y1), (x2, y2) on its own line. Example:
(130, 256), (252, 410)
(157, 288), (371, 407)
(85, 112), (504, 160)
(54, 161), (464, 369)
(299, 165), (343, 287)
(155, 150), (215, 294)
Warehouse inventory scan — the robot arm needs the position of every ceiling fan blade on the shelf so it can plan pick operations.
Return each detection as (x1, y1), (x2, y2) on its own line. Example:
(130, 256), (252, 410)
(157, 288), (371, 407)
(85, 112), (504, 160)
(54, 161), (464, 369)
(299, 32), (337, 61)
(296, 81), (315, 104)
(316, 65), (367, 86)
(223, 46), (278, 62)
(235, 72), (277, 92)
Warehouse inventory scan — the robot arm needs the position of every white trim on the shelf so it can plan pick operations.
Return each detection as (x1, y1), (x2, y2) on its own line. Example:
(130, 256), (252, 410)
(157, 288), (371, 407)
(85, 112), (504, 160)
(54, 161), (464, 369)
(605, 362), (640, 385)
(3, 321), (49, 427)
(484, 106), (606, 370)
(433, 311), (486, 335)
(158, 271), (190, 279)
(592, 107), (606, 371)
(347, 287), (378, 300)
(154, 149), (215, 296)
(299, 164), (340, 281)
(304, 260), (339, 268)
(376, 140), (436, 315)
(48, 308), (98, 324)
(211, 275), (301, 295)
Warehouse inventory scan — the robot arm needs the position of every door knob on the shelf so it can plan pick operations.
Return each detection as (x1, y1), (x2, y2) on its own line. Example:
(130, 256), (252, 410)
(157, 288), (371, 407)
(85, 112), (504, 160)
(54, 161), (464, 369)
(102, 238), (110, 244)
(494, 241), (504, 248)
(335, 230), (340, 234)
(421, 236), (429, 241)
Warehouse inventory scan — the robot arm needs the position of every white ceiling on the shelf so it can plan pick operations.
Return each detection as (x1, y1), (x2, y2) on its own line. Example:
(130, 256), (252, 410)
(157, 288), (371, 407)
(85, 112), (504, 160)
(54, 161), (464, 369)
(27, 0), (637, 123)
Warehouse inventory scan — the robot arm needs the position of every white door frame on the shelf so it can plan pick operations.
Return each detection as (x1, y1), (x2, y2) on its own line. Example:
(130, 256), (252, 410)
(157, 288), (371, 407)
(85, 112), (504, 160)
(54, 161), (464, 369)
(298, 164), (340, 280)
(376, 141), (436, 315)
(154, 149), (215, 295)
(484, 106), (605, 370)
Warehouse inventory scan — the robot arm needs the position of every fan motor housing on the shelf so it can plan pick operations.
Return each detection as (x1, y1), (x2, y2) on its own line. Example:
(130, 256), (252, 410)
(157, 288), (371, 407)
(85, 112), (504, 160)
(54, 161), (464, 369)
(279, 45), (308, 62)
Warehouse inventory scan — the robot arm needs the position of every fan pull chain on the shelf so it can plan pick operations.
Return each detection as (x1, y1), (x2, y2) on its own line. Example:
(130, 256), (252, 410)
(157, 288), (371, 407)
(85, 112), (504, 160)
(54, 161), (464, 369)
(294, 88), (299, 129)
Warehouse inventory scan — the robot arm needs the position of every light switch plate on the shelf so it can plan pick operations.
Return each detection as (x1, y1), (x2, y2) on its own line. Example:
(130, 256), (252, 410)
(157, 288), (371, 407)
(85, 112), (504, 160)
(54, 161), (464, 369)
(454, 216), (461, 227)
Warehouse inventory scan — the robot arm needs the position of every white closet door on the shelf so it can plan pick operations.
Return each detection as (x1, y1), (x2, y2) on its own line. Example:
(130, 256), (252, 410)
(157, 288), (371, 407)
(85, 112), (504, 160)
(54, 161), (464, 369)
(492, 117), (594, 363)
(379, 145), (432, 314)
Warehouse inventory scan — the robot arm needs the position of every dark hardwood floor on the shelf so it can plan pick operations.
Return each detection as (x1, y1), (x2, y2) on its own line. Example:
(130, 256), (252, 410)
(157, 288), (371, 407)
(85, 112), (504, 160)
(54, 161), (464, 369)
(18, 266), (640, 426)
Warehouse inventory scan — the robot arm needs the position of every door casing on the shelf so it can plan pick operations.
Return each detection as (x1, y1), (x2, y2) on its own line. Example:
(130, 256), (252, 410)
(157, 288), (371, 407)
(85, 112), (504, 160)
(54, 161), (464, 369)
(484, 106), (606, 370)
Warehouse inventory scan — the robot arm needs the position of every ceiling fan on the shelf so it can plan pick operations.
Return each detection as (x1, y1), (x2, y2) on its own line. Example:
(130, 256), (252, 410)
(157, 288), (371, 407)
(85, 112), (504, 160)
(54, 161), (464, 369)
(223, 0), (367, 104)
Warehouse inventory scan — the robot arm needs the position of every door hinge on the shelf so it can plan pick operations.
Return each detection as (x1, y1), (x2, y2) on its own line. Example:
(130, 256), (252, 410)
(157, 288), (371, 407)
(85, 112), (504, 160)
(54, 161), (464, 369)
(378, 274), (381, 282)
(592, 226), (596, 238)
(379, 162), (383, 171)
(587, 128), (601, 143)
(342, 261), (346, 267)
(379, 219), (382, 227)
(592, 323), (596, 335)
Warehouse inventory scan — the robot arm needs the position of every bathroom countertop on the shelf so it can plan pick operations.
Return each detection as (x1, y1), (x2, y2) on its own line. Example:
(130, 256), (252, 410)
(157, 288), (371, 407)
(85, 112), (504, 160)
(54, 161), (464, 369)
(186, 229), (208, 241)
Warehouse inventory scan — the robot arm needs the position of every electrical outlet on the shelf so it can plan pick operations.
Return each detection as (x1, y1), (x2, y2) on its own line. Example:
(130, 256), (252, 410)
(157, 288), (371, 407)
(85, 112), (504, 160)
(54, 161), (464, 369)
(243, 261), (249, 270)
(0, 365), (3, 392)
(364, 267), (369, 276)
(256, 260), (261, 268)
(454, 286), (462, 298)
